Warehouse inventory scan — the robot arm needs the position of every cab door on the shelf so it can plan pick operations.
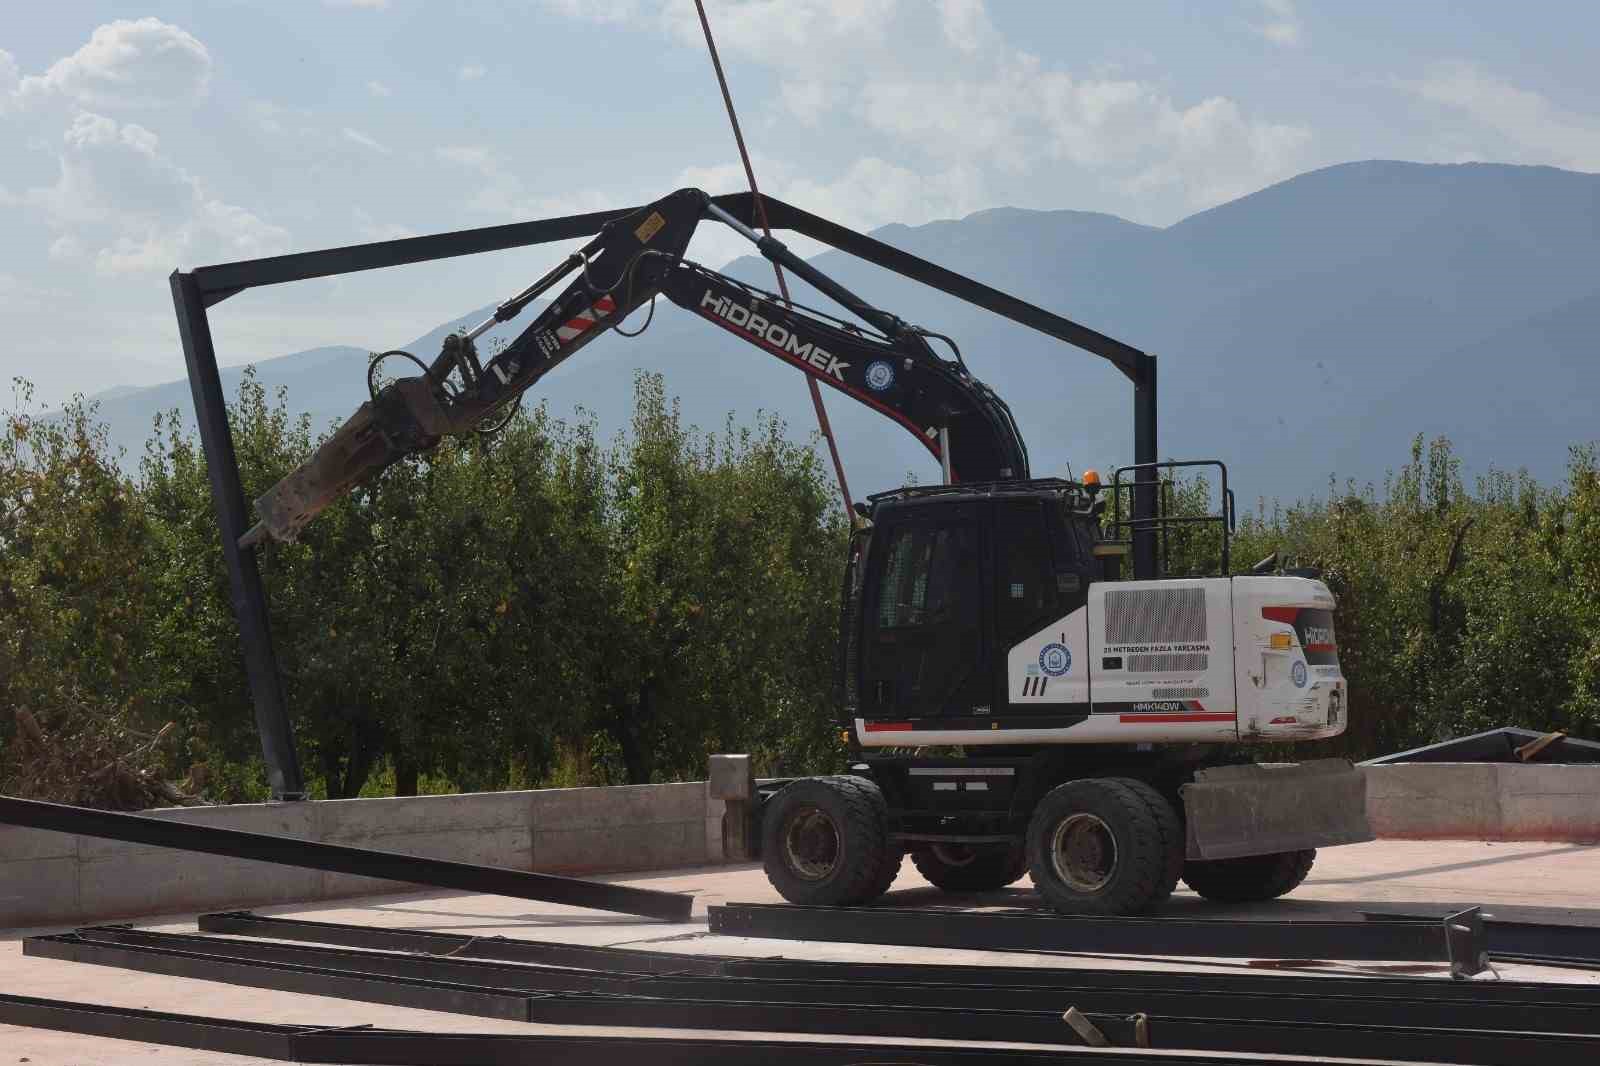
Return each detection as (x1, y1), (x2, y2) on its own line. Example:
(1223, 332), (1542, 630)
(995, 497), (1093, 713)
(859, 505), (990, 720)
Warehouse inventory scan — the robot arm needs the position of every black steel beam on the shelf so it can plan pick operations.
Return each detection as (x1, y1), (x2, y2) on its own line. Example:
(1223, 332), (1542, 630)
(25, 934), (534, 1021)
(75, 926), (1600, 1035)
(199, 911), (1595, 1004)
(1367, 911), (1600, 965)
(709, 902), (1461, 962)
(0, 796), (692, 921)
(171, 271), (305, 799)
(199, 910), (727, 974)
(24, 935), (1598, 1066)
(0, 993), (1324, 1066)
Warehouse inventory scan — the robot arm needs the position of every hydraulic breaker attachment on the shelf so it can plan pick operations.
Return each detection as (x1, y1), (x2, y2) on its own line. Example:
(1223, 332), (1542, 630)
(1180, 758), (1373, 860)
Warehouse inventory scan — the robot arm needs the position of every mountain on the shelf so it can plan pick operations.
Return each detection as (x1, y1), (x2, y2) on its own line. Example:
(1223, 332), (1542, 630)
(83, 161), (1600, 503)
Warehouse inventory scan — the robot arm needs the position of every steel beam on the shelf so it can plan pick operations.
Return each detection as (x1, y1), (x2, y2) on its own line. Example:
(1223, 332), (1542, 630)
(1367, 911), (1600, 965)
(0, 796), (692, 921)
(199, 911), (1590, 1003)
(74, 926), (1600, 1035)
(0, 993), (1320, 1066)
(708, 902), (1475, 964)
(23, 935), (1597, 1066)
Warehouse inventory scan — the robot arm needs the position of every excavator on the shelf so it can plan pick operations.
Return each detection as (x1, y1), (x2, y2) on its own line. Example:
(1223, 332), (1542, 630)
(243, 187), (1371, 915)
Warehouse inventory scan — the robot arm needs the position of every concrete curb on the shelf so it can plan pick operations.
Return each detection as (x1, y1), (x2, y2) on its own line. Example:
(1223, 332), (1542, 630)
(1, 779), (727, 929)
(1366, 762), (1600, 843)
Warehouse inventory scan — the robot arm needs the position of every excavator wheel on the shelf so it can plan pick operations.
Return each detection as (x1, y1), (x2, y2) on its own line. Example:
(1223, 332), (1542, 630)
(761, 776), (890, 906)
(1182, 849), (1317, 903)
(1025, 777), (1183, 915)
(910, 842), (1027, 893)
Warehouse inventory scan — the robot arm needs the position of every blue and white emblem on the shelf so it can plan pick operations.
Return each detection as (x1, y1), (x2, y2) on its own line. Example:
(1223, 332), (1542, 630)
(1038, 643), (1072, 677)
(864, 359), (895, 391)
(1291, 661), (1307, 688)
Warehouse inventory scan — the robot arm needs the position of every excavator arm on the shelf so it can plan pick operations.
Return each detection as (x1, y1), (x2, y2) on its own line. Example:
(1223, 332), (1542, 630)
(244, 188), (1029, 547)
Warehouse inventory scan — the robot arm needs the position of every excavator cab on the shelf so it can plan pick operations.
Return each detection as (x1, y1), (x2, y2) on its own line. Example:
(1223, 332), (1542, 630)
(846, 479), (1104, 729)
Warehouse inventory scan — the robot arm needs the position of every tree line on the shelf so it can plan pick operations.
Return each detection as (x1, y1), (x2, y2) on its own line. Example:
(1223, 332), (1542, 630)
(2, 371), (1597, 806)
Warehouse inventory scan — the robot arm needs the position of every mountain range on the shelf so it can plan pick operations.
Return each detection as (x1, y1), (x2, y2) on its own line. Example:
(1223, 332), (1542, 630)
(80, 160), (1600, 506)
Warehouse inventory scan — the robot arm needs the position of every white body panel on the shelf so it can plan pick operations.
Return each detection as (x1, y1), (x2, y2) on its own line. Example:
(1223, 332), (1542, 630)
(1086, 577), (1239, 742)
(855, 575), (1345, 748)
(1233, 576), (1346, 740)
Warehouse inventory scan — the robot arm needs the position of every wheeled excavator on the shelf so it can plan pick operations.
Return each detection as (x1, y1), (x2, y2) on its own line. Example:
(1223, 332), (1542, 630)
(242, 187), (1372, 914)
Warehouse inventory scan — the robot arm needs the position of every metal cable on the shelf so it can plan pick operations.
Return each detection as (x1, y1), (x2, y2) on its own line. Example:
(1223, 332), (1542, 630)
(691, 0), (857, 520)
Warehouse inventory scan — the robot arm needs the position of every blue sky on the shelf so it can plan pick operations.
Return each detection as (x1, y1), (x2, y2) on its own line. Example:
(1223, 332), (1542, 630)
(4, 1), (1599, 408)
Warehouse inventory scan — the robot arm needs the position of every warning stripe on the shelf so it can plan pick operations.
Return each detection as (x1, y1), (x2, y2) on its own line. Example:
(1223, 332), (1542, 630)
(1119, 712), (1236, 724)
(555, 296), (619, 344)
(863, 721), (914, 733)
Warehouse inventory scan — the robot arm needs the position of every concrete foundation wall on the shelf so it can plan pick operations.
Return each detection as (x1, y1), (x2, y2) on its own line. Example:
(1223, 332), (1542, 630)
(1367, 763), (1600, 843)
(0, 781), (728, 929)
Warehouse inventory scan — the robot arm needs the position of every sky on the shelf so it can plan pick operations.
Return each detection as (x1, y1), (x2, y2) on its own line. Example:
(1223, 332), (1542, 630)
(3, 1), (1599, 410)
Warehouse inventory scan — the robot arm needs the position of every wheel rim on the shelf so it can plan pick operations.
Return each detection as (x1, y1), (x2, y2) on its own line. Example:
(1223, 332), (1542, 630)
(783, 805), (841, 880)
(931, 843), (979, 868)
(1050, 812), (1117, 892)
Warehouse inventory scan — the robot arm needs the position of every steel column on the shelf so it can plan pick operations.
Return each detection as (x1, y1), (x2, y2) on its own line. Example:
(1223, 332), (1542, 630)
(171, 271), (304, 799)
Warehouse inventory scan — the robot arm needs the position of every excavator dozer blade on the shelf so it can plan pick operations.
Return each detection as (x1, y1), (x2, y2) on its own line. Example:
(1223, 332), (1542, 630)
(1180, 759), (1373, 861)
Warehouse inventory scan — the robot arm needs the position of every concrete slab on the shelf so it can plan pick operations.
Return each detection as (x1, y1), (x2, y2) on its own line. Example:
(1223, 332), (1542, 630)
(3, 837), (1597, 1065)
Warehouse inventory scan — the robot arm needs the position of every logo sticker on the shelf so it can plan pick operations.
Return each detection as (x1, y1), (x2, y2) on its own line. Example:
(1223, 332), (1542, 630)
(1039, 643), (1072, 677)
(865, 359), (895, 391)
(1291, 661), (1307, 688)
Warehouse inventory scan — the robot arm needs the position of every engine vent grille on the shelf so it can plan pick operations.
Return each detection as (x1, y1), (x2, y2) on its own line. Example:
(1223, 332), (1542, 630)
(1152, 686), (1210, 699)
(1128, 653), (1209, 674)
(1104, 587), (1208, 645)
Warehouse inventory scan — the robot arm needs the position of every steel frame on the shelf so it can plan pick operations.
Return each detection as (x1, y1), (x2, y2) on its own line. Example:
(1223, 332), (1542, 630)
(201, 910), (1592, 1002)
(0, 992), (1327, 1066)
(1366, 911), (1600, 966)
(23, 930), (1598, 1066)
(66, 925), (1600, 1034)
(172, 192), (1162, 798)
(708, 901), (1487, 968)
(0, 796), (692, 921)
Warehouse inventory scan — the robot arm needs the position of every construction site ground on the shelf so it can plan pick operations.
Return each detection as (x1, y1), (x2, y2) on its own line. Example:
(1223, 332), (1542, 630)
(3, 837), (1597, 1065)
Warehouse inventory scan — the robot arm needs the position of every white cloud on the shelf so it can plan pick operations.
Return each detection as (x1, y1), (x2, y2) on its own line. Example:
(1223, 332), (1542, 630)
(353, 208), (415, 241)
(545, 0), (1311, 219)
(343, 127), (391, 154)
(10, 110), (289, 275)
(15, 18), (210, 109)
(1402, 62), (1600, 172)
(324, 0), (391, 8)
(367, 80), (393, 97)
(1249, 0), (1302, 47)
(542, 0), (644, 23)
(458, 63), (487, 82)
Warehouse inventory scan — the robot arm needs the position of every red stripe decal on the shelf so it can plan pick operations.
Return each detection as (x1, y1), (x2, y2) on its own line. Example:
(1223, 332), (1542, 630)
(1119, 712), (1236, 724)
(1306, 642), (1337, 653)
(565, 317), (593, 332)
(594, 295), (617, 312)
(1262, 606), (1299, 624)
(864, 721), (914, 732)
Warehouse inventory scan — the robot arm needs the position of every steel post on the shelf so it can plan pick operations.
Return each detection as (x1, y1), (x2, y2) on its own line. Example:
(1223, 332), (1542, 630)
(170, 271), (304, 799)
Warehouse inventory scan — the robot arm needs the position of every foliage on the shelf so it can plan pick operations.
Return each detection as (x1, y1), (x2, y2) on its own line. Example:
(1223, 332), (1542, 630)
(4, 367), (1598, 807)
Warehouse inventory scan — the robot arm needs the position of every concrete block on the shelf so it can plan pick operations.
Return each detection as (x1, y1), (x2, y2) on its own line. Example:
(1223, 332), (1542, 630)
(531, 782), (707, 832)
(0, 857), (80, 928)
(76, 801), (318, 861)
(1496, 765), (1600, 842)
(0, 824), (79, 862)
(709, 755), (754, 800)
(316, 790), (533, 840)
(534, 821), (702, 874)
(1365, 763), (1500, 839)
(317, 825), (533, 897)
(77, 847), (323, 922)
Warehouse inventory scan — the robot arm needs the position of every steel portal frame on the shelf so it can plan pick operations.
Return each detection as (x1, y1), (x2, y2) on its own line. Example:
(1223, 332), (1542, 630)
(171, 192), (1161, 798)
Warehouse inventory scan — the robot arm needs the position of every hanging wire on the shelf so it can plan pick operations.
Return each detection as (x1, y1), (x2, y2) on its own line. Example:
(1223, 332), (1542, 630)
(691, 0), (858, 522)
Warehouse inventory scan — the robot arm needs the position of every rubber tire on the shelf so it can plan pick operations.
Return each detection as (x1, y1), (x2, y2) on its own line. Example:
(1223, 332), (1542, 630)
(843, 774), (901, 903)
(910, 842), (1027, 892)
(761, 776), (889, 906)
(1026, 777), (1183, 915)
(1182, 849), (1316, 903)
